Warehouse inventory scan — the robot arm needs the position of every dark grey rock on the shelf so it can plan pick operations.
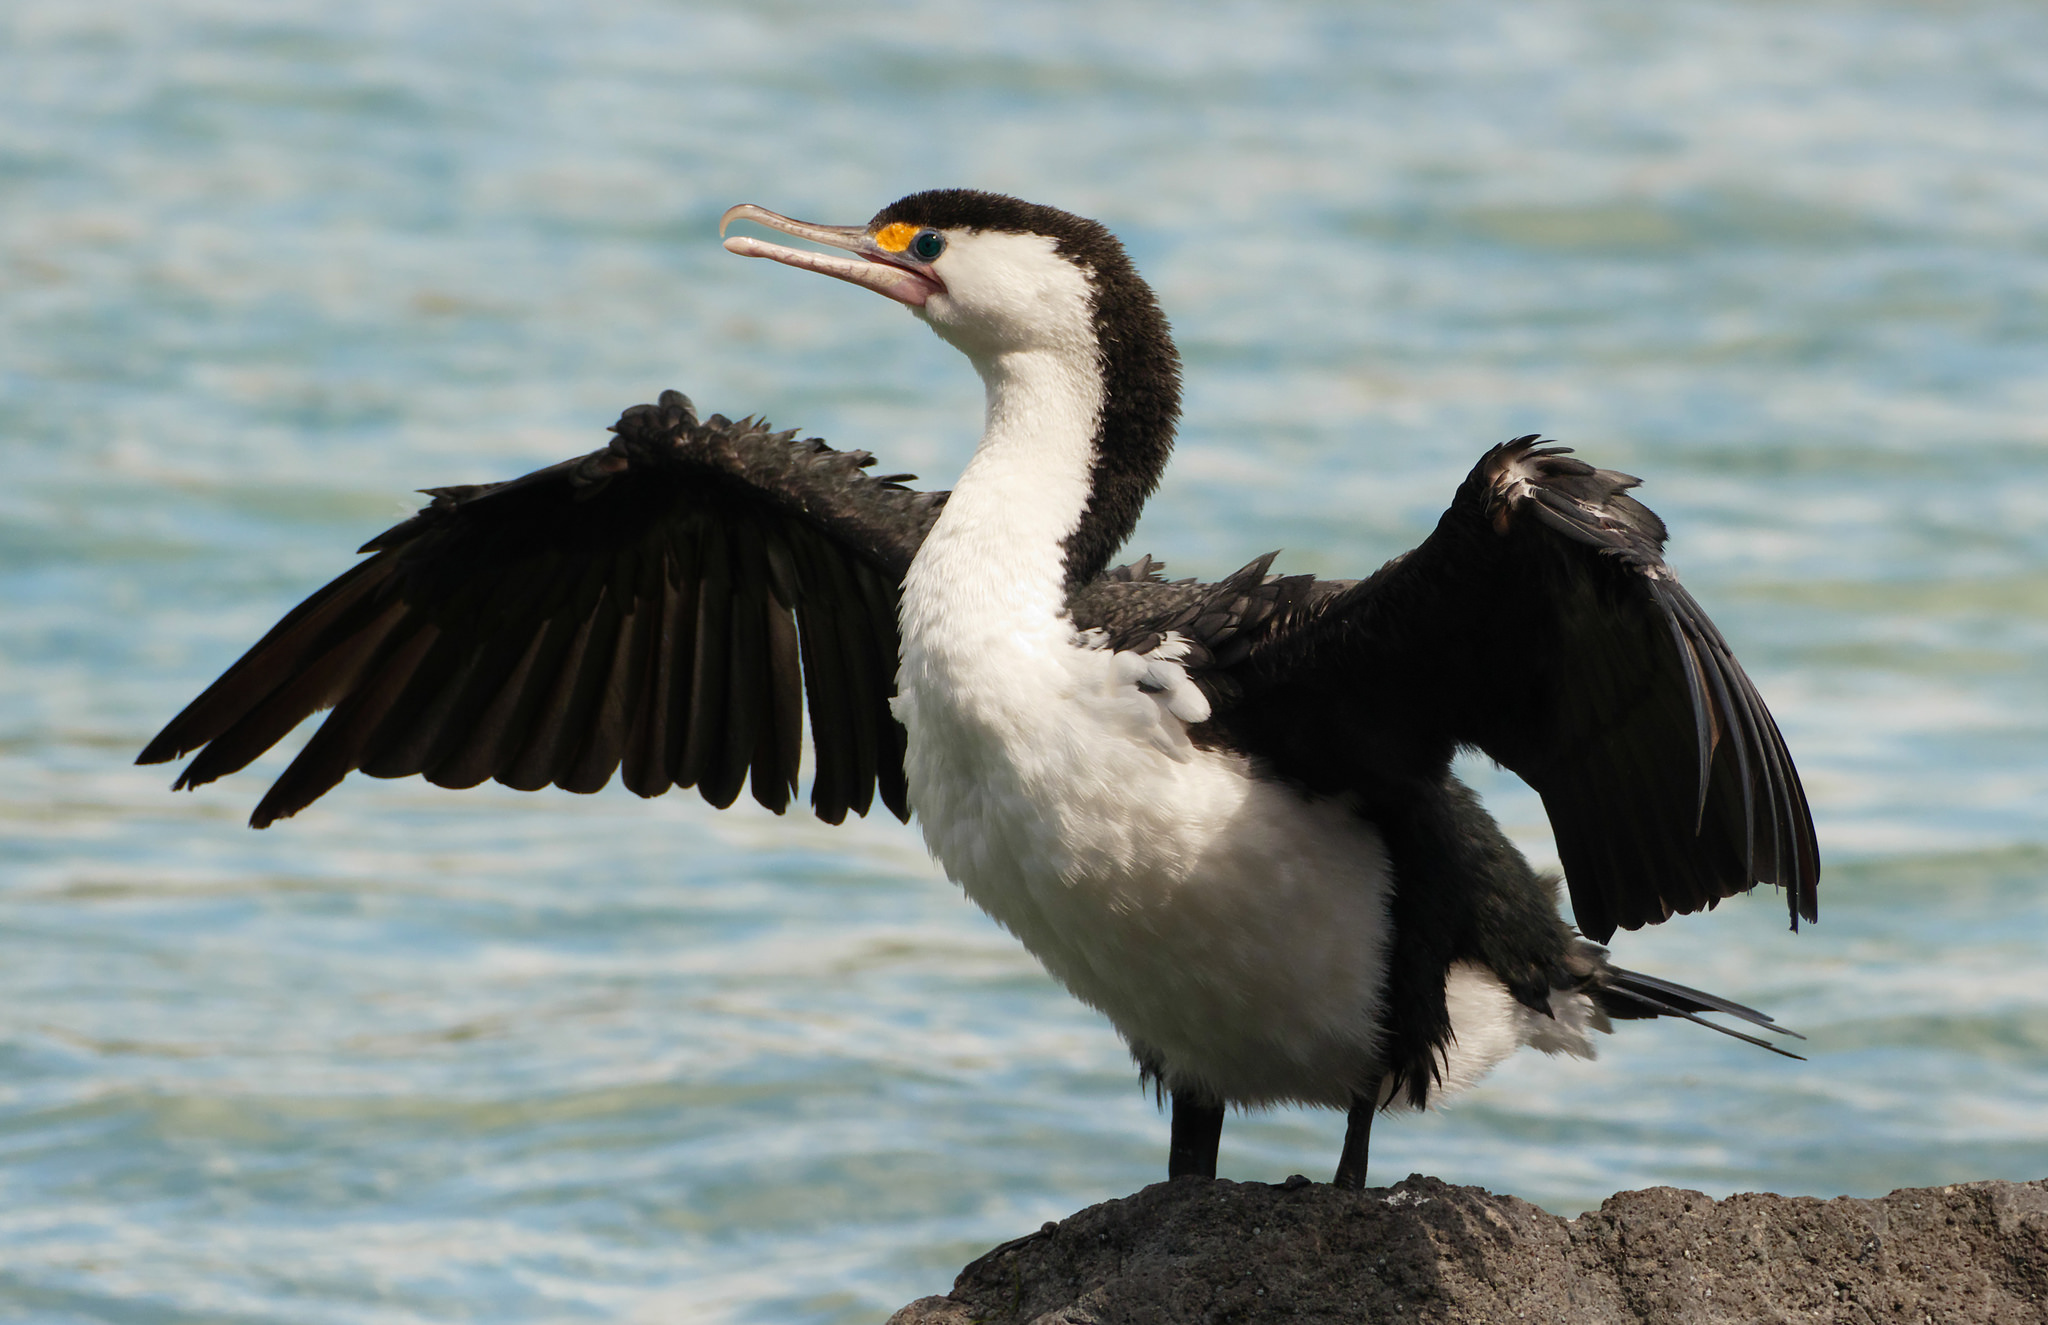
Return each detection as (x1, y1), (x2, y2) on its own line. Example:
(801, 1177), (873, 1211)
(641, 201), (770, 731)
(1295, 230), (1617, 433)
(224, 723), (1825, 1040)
(888, 1174), (2048, 1324)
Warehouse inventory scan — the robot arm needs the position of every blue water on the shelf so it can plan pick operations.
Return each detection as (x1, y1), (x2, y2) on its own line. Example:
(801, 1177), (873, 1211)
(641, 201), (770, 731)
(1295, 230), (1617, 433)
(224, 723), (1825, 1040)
(5, 0), (2048, 1319)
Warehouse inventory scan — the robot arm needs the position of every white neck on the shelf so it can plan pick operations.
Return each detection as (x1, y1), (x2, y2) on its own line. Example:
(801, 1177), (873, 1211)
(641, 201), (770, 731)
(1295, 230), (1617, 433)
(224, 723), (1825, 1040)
(898, 207), (1115, 646)
(892, 225), (1108, 729)
(901, 345), (1101, 635)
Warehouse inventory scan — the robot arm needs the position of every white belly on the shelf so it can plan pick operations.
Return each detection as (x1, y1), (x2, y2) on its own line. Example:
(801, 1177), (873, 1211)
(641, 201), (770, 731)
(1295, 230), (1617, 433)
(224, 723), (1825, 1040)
(895, 636), (1395, 1109)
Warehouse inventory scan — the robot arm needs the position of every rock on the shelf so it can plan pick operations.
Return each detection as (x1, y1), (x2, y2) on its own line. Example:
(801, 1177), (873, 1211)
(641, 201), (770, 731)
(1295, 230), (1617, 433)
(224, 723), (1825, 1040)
(888, 1174), (2048, 1324)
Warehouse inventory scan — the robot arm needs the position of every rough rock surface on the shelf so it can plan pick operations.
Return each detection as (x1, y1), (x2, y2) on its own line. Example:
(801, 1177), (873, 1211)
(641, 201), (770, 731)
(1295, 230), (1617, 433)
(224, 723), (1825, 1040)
(888, 1174), (2048, 1324)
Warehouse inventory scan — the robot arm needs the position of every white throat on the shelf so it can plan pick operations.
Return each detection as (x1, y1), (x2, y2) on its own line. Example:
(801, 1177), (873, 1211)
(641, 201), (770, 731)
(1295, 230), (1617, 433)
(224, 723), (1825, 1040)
(899, 346), (1101, 640)
(898, 228), (1106, 649)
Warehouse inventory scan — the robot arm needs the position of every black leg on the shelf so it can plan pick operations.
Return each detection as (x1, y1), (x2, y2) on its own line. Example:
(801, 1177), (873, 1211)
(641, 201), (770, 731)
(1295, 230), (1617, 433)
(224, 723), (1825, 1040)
(1333, 1087), (1378, 1190)
(1167, 1089), (1224, 1179)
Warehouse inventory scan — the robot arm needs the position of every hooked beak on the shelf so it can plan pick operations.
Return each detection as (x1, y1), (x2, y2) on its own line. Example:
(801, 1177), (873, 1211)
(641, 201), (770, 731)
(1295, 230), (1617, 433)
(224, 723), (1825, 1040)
(720, 204), (944, 308)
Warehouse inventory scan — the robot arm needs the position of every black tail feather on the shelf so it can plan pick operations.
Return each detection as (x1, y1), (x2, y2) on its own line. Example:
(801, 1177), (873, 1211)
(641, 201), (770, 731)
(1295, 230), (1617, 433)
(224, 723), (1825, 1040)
(1595, 964), (1807, 1060)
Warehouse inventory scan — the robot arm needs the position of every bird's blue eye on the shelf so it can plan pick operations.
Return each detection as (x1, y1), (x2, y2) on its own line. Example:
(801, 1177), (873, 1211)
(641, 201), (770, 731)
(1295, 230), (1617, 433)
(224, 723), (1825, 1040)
(911, 230), (945, 261)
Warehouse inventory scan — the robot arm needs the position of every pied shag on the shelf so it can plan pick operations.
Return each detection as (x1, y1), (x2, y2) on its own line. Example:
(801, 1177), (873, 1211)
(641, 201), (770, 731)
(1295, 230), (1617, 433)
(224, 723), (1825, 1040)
(139, 189), (1819, 1189)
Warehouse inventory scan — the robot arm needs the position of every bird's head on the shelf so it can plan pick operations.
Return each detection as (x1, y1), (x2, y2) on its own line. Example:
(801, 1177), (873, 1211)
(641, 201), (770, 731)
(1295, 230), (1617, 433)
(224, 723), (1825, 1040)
(721, 190), (1182, 586)
(720, 189), (1167, 371)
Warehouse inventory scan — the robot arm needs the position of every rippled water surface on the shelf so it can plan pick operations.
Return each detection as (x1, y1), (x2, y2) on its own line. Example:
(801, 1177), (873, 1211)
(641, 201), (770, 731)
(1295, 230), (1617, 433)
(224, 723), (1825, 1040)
(5, 1), (2048, 1320)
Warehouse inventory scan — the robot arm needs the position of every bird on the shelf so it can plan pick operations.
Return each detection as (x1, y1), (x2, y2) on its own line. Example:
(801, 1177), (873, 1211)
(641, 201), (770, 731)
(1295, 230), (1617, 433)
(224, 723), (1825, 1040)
(139, 188), (1820, 1190)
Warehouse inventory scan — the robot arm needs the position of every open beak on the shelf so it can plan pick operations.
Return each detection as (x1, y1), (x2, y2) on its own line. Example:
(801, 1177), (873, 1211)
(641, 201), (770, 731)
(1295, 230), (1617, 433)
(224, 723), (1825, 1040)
(720, 204), (944, 308)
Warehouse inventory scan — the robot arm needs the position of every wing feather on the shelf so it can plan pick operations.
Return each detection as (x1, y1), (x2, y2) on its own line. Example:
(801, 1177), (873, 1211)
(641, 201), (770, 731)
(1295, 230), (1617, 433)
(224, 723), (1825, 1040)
(504, 598), (605, 793)
(564, 585), (645, 795)
(855, 557), (912, 820)
(429, 626), (548, 791)
(711, 523), (768, 810)
(1232, 436), (1819, 943)
(619, 570), (680, 799)
(825, 548), (885, 819)
(355, 622), (483, 779)
(793, 535), (858, 825)
(756, 578), (805, 812)
(172, 599), (414, 793)
(140, 391), (940, 827)
(677, 522), (733, 801)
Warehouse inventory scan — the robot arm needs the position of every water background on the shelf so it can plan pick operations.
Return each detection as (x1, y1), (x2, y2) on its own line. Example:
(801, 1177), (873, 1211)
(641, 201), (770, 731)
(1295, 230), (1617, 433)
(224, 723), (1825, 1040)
(6, 1), (2048, 1320)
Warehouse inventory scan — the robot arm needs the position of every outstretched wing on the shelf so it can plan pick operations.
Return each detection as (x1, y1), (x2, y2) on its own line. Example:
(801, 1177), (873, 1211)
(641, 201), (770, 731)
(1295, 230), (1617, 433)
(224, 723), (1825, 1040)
(138, 390), (944, 828)
(1236, 437), (1819, 944)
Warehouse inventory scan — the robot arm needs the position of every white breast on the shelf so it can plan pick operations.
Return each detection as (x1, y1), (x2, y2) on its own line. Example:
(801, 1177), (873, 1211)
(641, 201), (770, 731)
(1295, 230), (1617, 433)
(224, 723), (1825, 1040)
(895, 612), (1397, 1110)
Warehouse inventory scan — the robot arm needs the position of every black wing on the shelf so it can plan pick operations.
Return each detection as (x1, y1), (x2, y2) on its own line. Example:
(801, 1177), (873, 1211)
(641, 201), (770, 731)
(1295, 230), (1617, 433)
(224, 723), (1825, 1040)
(1067, 552), (1340, 714)
(138, 390), (943, 828)
(1233, 436), (1819, 944)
